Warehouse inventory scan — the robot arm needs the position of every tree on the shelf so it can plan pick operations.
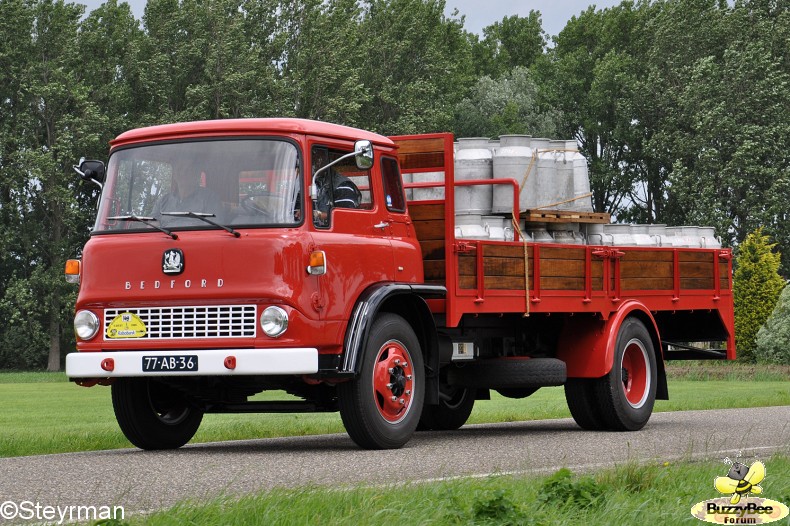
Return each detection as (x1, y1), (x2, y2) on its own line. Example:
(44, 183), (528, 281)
(657, 1), (790, 265)
(539, 2), (646, 216)
(452, 66), (560, 138)
(357, 0), (474, 134)
(471, 12), (546, 78)
(755, 284), (790, 365)
(0, 0), (105, 370)
(732, 228), (785, 362)
(279, 0), (369, 125)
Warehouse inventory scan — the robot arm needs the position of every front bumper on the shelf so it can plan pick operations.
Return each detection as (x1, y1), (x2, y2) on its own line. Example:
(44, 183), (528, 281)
(66, 348), (318, 378)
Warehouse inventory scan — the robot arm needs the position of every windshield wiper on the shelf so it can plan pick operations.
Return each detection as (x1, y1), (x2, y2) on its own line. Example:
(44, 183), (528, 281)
(161, 211), (240, 238)
(108, 215), (178, 239)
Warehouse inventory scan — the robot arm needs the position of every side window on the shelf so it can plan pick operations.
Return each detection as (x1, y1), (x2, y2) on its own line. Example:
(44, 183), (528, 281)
(381, 157), (405, 212)
(311, 145), (372, 227)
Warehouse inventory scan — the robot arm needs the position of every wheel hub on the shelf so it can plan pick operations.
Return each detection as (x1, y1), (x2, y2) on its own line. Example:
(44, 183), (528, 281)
(372, 341), (414, 423)
(621, 339), (650, 409)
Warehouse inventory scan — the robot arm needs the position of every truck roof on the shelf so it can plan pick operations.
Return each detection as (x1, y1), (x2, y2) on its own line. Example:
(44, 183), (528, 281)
(110, 118), (395, 149)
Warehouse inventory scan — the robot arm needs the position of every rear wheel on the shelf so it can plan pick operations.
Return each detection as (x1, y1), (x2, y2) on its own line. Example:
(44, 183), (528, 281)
(593, 317), (657, 431)
(111, 378), (203, 450)
(419, 383), (475, 431)
(564, 378), (606, 430)
(338, 313), (424, 449)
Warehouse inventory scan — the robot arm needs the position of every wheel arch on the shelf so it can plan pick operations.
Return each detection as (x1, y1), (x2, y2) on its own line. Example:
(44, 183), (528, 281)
(556, 301), (667, 400)
(341, 283), (445, 404)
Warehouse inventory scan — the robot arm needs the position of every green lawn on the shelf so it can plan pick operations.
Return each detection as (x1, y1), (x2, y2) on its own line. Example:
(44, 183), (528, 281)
(115, 455), (790, 526)
(1, 366), (788, 458)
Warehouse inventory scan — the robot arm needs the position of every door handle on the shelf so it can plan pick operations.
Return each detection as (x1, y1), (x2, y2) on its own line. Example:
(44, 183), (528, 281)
(374, 222), (390, 229)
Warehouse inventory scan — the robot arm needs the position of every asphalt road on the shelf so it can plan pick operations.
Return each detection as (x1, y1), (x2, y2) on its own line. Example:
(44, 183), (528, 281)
(1, 406), (789, 518)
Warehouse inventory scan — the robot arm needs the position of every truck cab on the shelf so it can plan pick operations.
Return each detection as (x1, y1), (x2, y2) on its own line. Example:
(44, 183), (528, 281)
(67, 119), (437, 450)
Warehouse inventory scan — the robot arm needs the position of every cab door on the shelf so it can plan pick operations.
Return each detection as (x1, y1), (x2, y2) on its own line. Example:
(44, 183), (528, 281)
(380, 155), (422, 283)
(308, 141), (396, 322)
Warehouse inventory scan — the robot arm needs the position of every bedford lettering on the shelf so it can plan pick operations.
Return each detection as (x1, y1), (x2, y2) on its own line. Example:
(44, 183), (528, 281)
(124, 279), (224, 290)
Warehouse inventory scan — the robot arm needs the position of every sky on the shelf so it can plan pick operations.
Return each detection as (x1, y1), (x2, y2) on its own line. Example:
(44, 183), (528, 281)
(443, 0), (621, 37)
(77, 0), (623, 38)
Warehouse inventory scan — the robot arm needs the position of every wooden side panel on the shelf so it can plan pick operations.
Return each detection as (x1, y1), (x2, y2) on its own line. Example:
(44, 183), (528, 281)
(679, 251), (714, 289)
(409, 203), (444, 221)
(719, 261), (729, 290)
(393, 137), (447, 171)
(394, 137), (446, 154)
(400, 153), (445, 171)
(618, 250), (717, 290)
(621, 250), (673, 290)
(469, 244), (602, 291)
(410, 203), (446, 285)
(413, 221), (445, 241)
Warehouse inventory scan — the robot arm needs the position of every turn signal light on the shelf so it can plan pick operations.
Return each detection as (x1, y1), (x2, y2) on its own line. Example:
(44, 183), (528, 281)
(307, 251), (327, 275)
(65, 259), (81, 284)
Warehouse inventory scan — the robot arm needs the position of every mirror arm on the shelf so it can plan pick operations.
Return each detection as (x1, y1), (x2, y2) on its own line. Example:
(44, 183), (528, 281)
(309, 150), (359, 200)
(72, 165), (103, 191)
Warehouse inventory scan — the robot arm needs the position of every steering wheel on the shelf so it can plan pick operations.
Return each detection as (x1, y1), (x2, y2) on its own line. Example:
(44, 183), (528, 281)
(240, 192), (282, 221)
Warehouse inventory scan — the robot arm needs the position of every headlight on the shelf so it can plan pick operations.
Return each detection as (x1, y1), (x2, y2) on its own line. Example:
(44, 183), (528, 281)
(260, 306), (288, 338)
(74, 310), (100, 340)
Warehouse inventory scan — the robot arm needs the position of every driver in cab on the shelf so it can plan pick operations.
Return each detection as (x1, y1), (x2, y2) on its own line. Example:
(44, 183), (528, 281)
(312, 147), (361, 226)
(152, 159), (224, 226)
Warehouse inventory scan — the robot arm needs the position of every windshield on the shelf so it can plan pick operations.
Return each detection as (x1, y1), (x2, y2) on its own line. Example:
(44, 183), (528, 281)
(94, 139), (302, 233)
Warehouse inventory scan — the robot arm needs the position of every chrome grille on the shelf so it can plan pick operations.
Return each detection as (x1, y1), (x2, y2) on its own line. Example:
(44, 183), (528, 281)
(103, 305), (257, 340)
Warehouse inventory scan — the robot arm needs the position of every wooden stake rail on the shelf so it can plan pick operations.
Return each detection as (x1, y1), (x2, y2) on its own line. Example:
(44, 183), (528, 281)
(525, 209), (610, 224)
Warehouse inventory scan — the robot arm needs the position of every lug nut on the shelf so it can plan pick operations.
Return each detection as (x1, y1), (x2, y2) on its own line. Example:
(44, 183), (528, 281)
(386, 383), (394, 390)
(406, 375), (412, 380)
(402, 362), (408, 368)
(405, 390), (411, 395)
(394, 359), (400, 365)
(388, 367), (394, 374)
(391, 396), (397, 402)
(399, 398), (405, 405)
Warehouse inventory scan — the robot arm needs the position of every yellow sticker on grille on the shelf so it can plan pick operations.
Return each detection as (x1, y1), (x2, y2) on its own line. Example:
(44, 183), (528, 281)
(106, 312), (147, 339)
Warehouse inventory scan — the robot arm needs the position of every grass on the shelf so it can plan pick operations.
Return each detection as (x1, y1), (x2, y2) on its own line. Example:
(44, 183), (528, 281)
(107, 455), (790, 525)
(1, 363), (788, 458)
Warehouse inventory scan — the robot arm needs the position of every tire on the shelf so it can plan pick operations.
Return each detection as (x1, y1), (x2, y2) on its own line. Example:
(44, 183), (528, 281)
(338, 313), (425, 449)
(419, 384), (475, 431)
(564, 378), (606, 430)
(593, 317), (658, 431)
(447, 357), (566, 389)
(111, 378), (204, 450)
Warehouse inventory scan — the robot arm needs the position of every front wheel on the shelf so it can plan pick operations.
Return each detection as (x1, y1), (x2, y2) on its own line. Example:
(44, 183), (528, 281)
(593, 317), (658, 431)
(338, 313), (425, 449)
(112, 378), (204, 450)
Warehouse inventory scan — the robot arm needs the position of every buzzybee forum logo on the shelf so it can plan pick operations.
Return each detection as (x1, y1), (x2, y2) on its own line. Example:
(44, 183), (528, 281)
(691, 456), (789, 524)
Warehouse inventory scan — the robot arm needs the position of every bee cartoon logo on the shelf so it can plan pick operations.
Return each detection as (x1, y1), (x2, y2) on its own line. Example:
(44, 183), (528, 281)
(714, 458), (764, 504)
(691, 455), (789, 524)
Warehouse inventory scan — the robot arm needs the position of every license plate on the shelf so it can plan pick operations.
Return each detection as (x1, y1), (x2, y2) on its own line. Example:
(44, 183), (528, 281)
(142, 355), (198, 372)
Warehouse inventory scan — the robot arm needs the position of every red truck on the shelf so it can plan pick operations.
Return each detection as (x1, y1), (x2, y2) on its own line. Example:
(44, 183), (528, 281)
(65, 118), (735, 450)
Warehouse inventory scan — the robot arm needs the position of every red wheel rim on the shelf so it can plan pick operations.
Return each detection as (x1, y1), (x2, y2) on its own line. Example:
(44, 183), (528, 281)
(371, 339), (414, 423)
(621, 339), (650, 408)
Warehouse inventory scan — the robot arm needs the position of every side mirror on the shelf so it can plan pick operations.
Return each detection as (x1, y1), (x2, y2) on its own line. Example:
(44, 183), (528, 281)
(73, 158), (106, 190)
(310, 140), (375, 200)
(354, 140), (373, 170)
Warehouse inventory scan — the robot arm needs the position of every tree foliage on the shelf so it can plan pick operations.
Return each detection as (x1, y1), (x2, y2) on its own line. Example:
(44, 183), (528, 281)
(453, 67), (560, 138)
(732, 229), (785, 362)
(755, 284), (790, 365)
